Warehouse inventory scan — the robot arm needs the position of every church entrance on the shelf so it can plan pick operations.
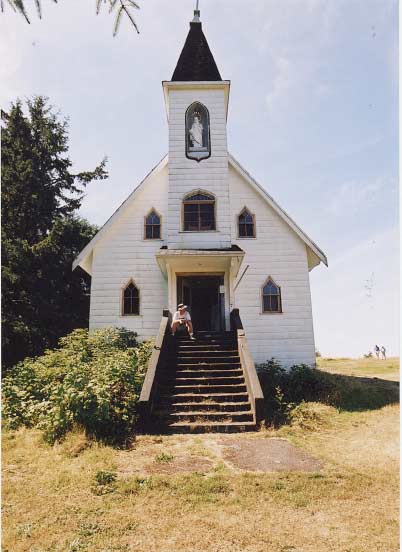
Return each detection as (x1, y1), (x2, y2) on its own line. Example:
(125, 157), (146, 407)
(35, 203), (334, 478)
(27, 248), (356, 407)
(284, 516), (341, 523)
(176, 275), (224, 332)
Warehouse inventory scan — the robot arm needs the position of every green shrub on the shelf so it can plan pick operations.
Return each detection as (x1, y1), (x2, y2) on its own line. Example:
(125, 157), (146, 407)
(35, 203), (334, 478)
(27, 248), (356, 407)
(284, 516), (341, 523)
(95, 470), (117, 486)
(257, 357), (399, 427)
(155, 452), (174, 463)
(257, 359), (334, 426)
(2, 327), (152, 444)
(257, 359), (289, 425)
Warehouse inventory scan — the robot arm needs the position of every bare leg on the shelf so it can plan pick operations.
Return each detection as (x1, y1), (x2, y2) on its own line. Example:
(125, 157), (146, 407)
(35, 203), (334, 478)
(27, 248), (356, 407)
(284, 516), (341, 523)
(171, 321), (180, 335)
(186, 321), (195, 340)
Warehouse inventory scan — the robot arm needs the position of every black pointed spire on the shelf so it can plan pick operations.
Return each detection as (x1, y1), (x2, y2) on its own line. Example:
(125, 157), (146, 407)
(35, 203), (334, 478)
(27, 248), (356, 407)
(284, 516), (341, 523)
(171, 13), (222, 82)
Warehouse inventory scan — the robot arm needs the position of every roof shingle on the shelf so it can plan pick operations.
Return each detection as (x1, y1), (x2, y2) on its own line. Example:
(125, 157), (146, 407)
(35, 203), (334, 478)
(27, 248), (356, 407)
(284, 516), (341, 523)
(172, 21), (222, 82)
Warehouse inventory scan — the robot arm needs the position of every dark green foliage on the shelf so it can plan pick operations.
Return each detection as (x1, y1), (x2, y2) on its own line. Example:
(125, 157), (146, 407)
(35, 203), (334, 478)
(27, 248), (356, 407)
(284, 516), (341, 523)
(95, 471), (117, 486)
(1, 97), (108, 368)
(2, 327), (153, 444)
(257, 359), (399, 426)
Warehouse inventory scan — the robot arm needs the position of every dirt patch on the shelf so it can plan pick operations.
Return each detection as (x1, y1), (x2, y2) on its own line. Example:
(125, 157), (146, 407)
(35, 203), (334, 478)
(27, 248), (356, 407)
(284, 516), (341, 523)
(145, 455), (214, 475)
(222, 437), (322, 472)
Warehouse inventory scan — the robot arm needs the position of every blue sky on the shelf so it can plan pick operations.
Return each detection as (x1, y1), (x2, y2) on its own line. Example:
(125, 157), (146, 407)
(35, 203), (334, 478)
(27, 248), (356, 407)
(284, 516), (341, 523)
(1, 0), (398, 357)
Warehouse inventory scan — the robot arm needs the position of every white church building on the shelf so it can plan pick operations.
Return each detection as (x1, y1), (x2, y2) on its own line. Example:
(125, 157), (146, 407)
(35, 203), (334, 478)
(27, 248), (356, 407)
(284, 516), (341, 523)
(73, 10), (327, 368)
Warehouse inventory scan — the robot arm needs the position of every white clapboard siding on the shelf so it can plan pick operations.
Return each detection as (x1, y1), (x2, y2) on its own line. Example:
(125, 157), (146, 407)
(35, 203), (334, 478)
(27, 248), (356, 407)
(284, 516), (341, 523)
(229, 163), (316, 367)
(167, 87), (231, 250)
(89, 163), (169, 340)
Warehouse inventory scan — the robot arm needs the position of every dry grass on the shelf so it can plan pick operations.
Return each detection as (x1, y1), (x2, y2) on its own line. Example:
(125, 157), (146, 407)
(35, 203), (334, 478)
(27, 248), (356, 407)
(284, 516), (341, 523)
(318, 356), (399, 381)
(2, 357), (400, 552)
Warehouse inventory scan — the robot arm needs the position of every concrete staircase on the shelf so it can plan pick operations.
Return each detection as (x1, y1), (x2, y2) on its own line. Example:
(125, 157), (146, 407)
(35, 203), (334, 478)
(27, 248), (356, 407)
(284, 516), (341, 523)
(153, 331), (256, 433)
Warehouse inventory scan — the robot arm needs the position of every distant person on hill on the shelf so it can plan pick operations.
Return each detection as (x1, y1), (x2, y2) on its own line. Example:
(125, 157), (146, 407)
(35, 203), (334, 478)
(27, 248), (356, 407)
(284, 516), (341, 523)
(374, 345), (380, 359)
(381, 345), (386, 360)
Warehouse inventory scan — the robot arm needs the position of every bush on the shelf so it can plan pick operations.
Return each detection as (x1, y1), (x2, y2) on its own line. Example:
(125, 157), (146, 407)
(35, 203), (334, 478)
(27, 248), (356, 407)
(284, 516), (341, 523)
(289, 402), (337, 431)
(257, 359), (290, 425)
(257, 359), (336, 426)
(2, 327), (152, 444)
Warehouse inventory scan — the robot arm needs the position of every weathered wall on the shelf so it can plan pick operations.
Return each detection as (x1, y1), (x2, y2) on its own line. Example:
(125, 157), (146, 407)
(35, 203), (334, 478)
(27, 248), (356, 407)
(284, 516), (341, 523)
(229, 162), (316, 367)
(167, 86), (231, 249)
(89, 163), (169, 340)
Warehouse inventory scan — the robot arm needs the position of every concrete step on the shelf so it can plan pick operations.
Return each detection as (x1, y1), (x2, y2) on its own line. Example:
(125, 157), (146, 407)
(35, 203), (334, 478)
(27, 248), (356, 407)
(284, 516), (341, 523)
(161, 421), (256, 434)
(159, 411), (254, 423)
(172, 356), (240, 364)
(161, 383), (248, 394)
(166, 361), (241, 370)
(159, 392), (250, 404)
(172, 337), (235, 345)
(173, 349), (239, 356)
(175, 344), (237, 350)
(159, 401), (252, 413)
(162, 369), (244, 379)
(165, 376), (245, 386)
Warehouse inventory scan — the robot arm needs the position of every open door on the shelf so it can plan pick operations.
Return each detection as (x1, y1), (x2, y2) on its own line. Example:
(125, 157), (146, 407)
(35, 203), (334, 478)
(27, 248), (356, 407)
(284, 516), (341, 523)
(177, 275), (224, 331)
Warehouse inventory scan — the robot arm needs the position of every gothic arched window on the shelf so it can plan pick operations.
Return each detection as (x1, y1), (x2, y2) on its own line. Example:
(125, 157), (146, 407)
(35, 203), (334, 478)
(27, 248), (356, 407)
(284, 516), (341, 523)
(144, 209), (161, 239)
(238, 207), (256, 238)
(185, 102), (210, 162)
(183, 191), (215, 231)
(262, 277), (282, 313)
(122, 281), (140, 316)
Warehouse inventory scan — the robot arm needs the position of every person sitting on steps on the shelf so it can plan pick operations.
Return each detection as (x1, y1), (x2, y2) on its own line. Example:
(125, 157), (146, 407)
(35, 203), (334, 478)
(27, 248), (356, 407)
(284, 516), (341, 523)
(172, 303), (196, 340)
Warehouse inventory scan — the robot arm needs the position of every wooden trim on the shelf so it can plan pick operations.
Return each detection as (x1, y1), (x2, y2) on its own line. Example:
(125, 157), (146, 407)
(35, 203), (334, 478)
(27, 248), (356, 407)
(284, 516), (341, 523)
(185, 101), (211, 162)
(138, 312), (170, 419)
(181, 189), (217, 232)
(228, 154), (328, 267)
(236, 206), (256, 239)
(143, 207), (162, 240)
(261, 276), (282, 314)
(230, 309), (265, 424)
(73, 155), (168, 273)
(121, 278), (140, 316)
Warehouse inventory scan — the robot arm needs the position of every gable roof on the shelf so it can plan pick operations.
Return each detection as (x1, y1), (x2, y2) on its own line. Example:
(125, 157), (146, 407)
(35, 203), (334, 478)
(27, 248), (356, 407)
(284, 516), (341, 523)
(73, 153), (327, 275)
(72, 155), (168, 274)
(228, 154), (328, 269)
(172, 21), (222, 82)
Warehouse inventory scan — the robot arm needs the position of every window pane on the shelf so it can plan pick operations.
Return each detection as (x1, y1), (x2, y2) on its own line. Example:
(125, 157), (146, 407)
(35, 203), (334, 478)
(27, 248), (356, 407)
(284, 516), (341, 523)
(246, 223), (254, 236)
(239, 210), (253, 224)
(263, 295), (270, 312)
(185, 193), (213, 201)
(200, 204), (215, 230)
(124, 297), (131, 314)
(239, 223), (247, 237)
(132, 298), (139, 315)
(146, 212), (159, 225)
(145, 225), (153, 239)
(123, 283), (139, 315)
(152, 225), (160, 239)
(183, 195), (215, 231)
(263, 291), (281, 312)
(270, 295), (279, 312)
(263, 282), (278, 295)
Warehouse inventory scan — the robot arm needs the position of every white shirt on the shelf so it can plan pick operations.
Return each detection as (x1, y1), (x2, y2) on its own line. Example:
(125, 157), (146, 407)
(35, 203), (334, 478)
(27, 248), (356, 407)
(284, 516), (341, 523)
(172, 310), (191, 323)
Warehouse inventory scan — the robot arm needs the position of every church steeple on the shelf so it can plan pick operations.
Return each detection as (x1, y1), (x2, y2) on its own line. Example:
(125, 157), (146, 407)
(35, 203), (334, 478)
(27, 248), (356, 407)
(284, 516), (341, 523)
(171, 8), (222, 81)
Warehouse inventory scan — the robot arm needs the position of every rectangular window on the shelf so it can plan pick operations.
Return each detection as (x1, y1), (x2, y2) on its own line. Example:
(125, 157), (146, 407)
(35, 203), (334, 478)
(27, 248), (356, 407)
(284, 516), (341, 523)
(145, 223), (160, 239)
(239, 222), (255, 237)
(183, 202), (215, 231)
(263, 294), (280, 312)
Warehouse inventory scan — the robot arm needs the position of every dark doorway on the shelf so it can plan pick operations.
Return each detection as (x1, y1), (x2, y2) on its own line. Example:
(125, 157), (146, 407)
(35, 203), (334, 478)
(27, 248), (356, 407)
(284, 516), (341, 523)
(177, 275), (224, 331)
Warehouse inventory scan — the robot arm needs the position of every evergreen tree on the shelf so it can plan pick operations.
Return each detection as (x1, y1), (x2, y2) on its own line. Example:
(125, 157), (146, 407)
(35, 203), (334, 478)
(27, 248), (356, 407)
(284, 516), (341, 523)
(1, 97), (108, 368)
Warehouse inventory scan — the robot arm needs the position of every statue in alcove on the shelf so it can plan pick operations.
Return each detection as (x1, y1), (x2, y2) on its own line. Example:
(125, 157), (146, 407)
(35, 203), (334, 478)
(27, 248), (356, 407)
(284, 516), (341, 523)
(189, 112), (203, 149)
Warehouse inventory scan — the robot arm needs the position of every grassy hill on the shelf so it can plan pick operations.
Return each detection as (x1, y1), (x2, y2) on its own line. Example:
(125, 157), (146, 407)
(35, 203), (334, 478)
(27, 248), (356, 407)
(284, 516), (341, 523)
(3, 357), (399, 552)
